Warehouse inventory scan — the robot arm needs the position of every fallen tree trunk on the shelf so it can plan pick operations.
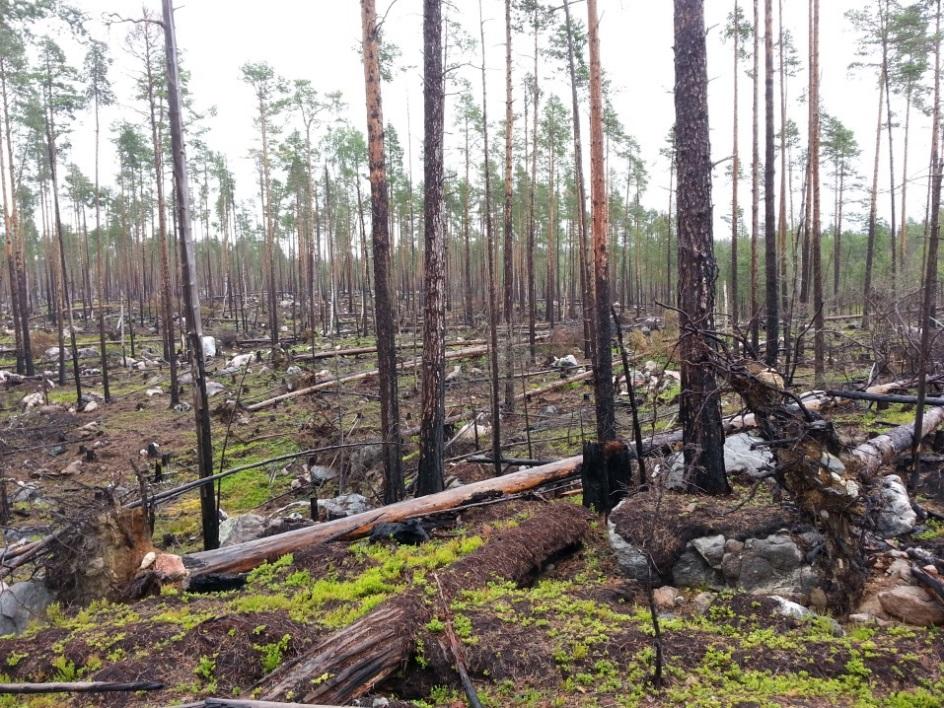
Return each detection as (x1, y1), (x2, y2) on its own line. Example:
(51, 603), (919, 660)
(0, 680), (163, 694)
(825, 390), (944, 407)
(182, 455), (583, 579)
(293, 337), (497, 362)
(258, 504), (590, 704)
(848, 405), (944, 478)
(246, 344), (491, 411)
(177, 700), (341, 708)
(182, 391), (839, 580)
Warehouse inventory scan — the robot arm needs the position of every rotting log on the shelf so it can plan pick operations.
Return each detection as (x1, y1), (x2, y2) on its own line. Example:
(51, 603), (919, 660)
(181, 455), (583, 579)
(0, 680), (163, 694)
(246, 344), (491, 411)
(257, 504), (591, 704)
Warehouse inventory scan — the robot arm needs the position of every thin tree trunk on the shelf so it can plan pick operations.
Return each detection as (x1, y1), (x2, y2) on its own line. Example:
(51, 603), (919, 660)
(361, 0), (404, 503)
(863, 70), (885, 330)
(587, 0), (615, 443)
(479, 0), (503, 478)
(810, 0), (824, 388)
(162, 0), (218, 550)
(764, 0), (778, 367)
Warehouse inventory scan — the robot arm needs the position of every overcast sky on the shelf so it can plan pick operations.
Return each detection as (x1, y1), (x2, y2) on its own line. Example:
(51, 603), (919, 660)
(59, 0), (929, 239)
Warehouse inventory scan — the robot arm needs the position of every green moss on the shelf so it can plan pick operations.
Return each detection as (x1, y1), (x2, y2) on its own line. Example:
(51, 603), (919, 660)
(253, 633), (292, 673)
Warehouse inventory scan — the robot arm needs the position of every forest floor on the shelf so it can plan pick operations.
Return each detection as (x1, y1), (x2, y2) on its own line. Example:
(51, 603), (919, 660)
(1, 310), (943, 706)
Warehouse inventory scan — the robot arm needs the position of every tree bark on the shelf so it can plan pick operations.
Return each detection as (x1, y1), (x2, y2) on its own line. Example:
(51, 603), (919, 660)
(674, 0), (729, 494)
(417, 0), (447, 497)
(163, 0), (218, 550)
(478, 0), (503, 478)
(764, 0), (778, 366)
(361, 0), (404, 504)
(810, 0), (824, 387)
(587, 0), (615, 443)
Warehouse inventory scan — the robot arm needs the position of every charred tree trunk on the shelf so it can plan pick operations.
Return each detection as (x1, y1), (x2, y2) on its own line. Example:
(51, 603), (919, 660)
(810, 0), (824, 387)
(863, 70), (885, 330)
(763, 0), (778, 366)
(163, 0), (218, 550)
(674, 0), (729, 494)
(361, 0), (404, 504)
(417, 0), (447, 497)
(479, 0), (503, 478)
(502, 0), (516, 412)
(587, 0), (615, 443)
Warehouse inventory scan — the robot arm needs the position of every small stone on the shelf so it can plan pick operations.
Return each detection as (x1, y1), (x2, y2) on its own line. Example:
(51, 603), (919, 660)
(691, 535), (726, 569)
(876, 475), (917, 537)
(155, 553), (187, 581)
(653, 586), (682, 610)
(924, 564), (939, 576)
(139, 551), (157, 570)
(692, 591), (716, 615)
(878, 585), (944, 626)
(59, 459), (83, 476)
(724, 539), (744, 554)
(82, 400), (99, 413)
(770, 595), (813, 621)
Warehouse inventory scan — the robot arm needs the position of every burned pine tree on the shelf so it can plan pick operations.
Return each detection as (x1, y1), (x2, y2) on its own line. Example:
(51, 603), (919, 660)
(587, 0), (615, 444)
(360, 0), (404, 503)
(417, 0), (447, 497)
(673, 0), (729, 495)
(162, 0), (218, 550)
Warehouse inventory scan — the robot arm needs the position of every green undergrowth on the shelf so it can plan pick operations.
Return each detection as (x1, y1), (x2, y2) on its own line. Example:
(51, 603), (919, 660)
(419, 557), (944, 708)
(232, 534), (484, 629)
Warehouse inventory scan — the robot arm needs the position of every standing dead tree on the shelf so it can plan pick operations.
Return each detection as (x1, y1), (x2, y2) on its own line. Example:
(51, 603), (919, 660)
(360, 0), (403, 503)
(162, 0), (218, 549)
(673, 0), (729, 494)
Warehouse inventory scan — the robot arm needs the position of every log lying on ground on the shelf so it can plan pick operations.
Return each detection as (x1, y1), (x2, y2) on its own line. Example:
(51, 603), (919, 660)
(293, 337), (498, 362)
(182, 455), (583, 579)
(825, 390), (944, 407)
(182, 391), (841, 581)
(258, 504), (591, 705)
(246, 344), (491, 411)
(176, 700), (341, 708)
(0, 680), (163, 694)
(848, 405), (944, 477)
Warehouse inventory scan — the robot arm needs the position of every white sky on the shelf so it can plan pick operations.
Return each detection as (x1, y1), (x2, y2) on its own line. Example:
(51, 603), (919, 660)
(57, 0), (928, 239)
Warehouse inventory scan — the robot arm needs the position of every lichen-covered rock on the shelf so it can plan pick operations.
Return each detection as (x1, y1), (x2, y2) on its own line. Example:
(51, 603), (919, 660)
(607, 515), (650, 581)
(723, 433), (775, 479)
(875, 475), (916, 537)
(219, 513), (267, 547)
(0, 581), (53, 636)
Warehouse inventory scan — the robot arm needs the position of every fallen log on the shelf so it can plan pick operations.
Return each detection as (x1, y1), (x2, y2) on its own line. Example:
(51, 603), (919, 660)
(825, 390), (944, 407)
(0, 680), (163, 694)
(258, 503), (590, 704)
(848, 405), (944, 478)
(176, 700), (341, 708)
(293, 337), (497, 362)
(246, 344), (491, 411)
(181, 455), (583, 579)
(911, 565), (944, 610)
(182, 394), (831, 580)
